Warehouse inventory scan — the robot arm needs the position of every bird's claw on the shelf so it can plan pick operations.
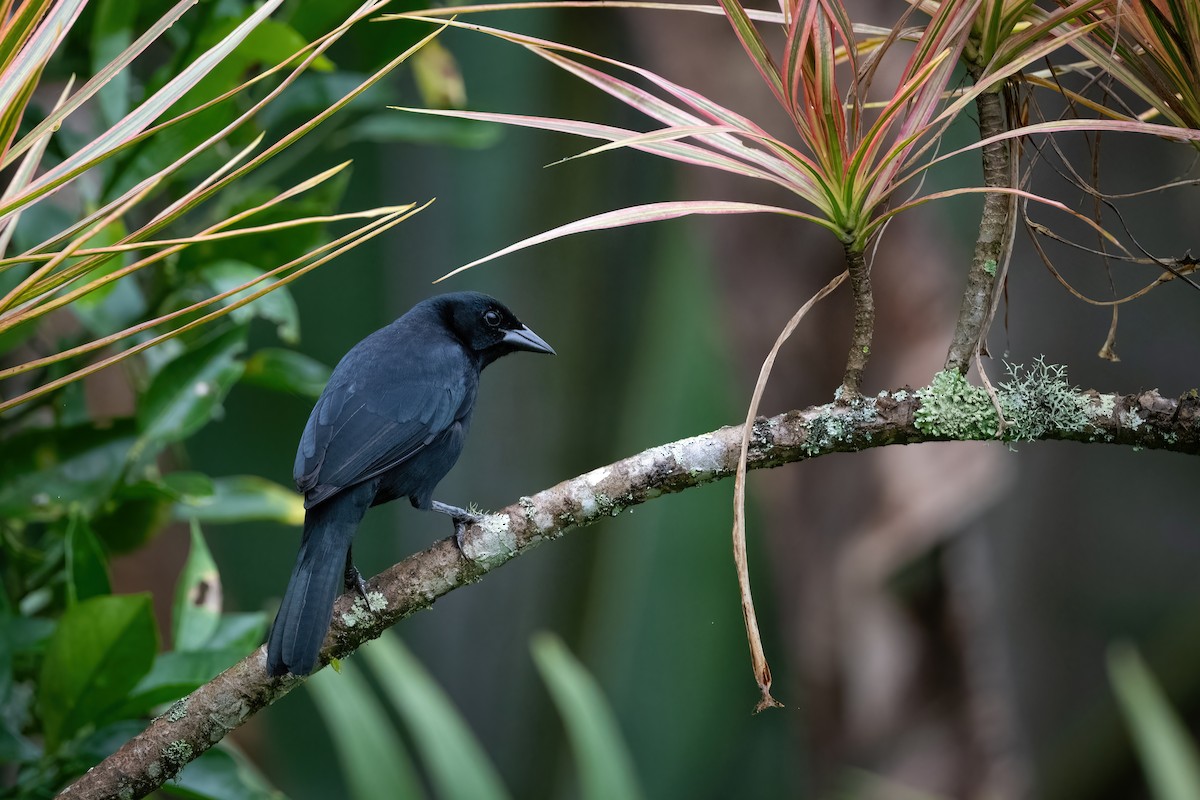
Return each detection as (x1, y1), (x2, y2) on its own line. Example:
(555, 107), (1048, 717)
(430, 500), (483, 550)
(451, 511), (484, 551)
(343, 563), (370, 603)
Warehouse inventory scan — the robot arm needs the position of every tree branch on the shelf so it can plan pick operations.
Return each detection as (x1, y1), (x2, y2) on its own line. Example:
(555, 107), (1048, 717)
(945, 81), (1017, 373)
(59, 386), (1200, 800)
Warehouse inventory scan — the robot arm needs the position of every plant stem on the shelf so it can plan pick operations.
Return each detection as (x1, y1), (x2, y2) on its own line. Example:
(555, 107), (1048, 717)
(840, 245), (874, 398)
(945, 83), (1014, 374)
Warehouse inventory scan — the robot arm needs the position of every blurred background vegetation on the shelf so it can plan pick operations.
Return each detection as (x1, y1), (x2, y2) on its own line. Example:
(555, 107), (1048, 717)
(4, 0), (1200, 798)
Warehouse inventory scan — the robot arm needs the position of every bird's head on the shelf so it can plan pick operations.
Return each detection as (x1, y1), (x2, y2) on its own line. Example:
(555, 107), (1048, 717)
(437, 291), (555, 366)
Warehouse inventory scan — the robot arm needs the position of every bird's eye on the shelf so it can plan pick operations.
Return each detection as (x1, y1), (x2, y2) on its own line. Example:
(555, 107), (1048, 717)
(483, 309), (502, 327)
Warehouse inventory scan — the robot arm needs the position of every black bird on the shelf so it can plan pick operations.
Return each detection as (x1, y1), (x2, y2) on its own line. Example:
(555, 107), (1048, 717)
(266, 292), (554, 676)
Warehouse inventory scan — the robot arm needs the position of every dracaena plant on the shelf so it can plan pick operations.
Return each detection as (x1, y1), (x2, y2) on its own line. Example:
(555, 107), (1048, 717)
(0, 0), (445, 416)
(379, 0), (1200, 709)
(0, 1), (454, 795)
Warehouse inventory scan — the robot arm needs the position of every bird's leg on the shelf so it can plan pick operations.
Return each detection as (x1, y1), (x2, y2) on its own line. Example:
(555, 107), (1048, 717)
(343, 546), (370, 603)
(430, 500), (483, 549)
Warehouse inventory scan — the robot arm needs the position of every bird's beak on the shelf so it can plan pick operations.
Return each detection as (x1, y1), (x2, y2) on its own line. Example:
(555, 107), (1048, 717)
(503, 324), (555, 355)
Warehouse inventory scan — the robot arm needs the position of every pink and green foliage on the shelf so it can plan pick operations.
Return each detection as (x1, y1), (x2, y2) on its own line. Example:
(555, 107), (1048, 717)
(1061, 0), (1200, 129)
(392, 0), (1200, 273)
(395, 0), (979, 258)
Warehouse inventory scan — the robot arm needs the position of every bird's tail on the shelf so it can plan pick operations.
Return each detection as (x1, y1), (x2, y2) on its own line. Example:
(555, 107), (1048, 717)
(266, 485), (373, 676)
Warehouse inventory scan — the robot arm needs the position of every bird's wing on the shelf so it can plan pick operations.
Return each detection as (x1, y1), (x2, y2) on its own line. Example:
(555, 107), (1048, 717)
(294, 373), (464, 506)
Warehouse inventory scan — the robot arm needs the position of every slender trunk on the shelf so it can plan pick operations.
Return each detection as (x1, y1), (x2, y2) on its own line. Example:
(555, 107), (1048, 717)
(840, 246), (874, 397)
(945, 83), (1015, 373)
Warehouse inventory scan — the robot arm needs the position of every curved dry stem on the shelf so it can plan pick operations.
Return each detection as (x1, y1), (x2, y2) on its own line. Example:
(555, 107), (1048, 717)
(732, 270), (846, 713)
(1022, 211), (1194, 308)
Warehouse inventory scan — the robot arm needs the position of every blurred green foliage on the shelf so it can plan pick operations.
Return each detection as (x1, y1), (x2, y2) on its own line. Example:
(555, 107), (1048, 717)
(1109, 643), (1200, 800)
(0, 0), (477, 795)
(308, 631), (644, 800)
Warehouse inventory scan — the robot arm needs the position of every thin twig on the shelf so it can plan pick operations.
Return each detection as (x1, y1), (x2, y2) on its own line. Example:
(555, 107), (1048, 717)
(733, 270), (847, 713)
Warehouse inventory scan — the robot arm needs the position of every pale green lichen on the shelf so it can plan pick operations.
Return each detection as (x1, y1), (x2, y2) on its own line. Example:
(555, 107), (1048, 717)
(983, 258), (997, 276)
(1089, 393), (1116, 420)
(802, 410), (849, 456)
(997, 358), (1089, 441)
(917, 359), (1104, 442)
(161, 740), (193, 776)
(802, 396), (881, 456)
(462, 513), (520, 567)
(1120, 409), (1144, 430)
(914, 369), (999, 439)
(166, 698), (189, 723)
(848, 396), (878, 424)
(340, 592), (385, 628)
(517, 496), (536, 520)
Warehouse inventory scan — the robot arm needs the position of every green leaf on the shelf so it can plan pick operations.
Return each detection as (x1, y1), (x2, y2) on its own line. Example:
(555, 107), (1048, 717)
(118, 648), (248, 719)
(91, 492), (173, 555)
(204, 612), (269, 654)
(162, 471), (217, 499)
(181, 17), (335, 114)
(0, 419), (136, 519)
(0, 611), (43, 763)
(361, 634), (509, 800)
(37, 594), (158, 752)
(6, 0), (287, 205)
(201, 260), (300, 344)
(338, 112), (502, 149)
(307, 659), (425, 800)
(158, 15), (334, 164)
(173, 521), (222, 652)
(69, 217), (144, 334)
(165, 742), (279, 800)
(66, 512), (111, 605)
(90, 0), (137, 127)
(171, 475), (304, 526)
(531, 633), (644, 800)
(1108, 643), (1200, 800)
(0, 614), (55, 655)
(0, 0), (85, 160)
(137, 326), (247, 446)
(0, 719), (38, 763)
(411, 39), (466, 109)
(241, 347), (330, 398)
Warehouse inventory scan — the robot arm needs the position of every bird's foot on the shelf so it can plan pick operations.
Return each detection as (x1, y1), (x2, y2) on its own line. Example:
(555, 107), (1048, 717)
(343, 563), (370, 603)
(430, 500), (484, 550)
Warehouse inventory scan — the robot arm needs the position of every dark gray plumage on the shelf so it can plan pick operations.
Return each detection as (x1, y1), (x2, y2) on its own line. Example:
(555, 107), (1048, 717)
(266, 292), (553, 676)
